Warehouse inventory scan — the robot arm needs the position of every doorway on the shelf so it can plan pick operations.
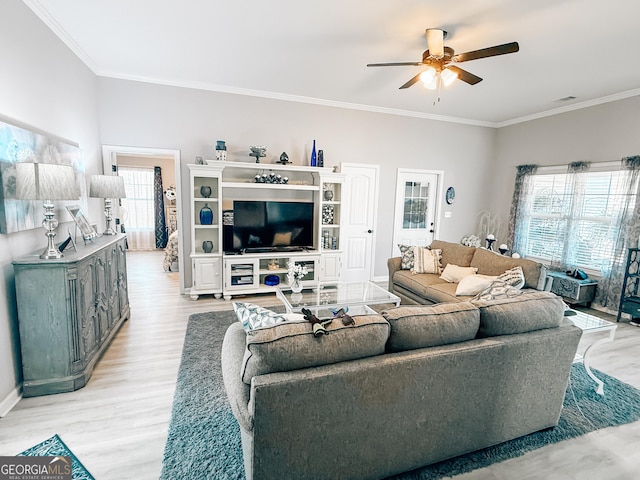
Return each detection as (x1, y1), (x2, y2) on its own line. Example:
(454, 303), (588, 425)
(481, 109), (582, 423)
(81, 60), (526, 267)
(339, 163), (380, 282)
(392, 169), (443, 256)
(102, 145), (185, 293)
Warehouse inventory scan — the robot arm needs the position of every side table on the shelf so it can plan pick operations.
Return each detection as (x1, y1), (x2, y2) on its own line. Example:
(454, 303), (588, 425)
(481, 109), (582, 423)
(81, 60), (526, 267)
(548, 271), (598, 307)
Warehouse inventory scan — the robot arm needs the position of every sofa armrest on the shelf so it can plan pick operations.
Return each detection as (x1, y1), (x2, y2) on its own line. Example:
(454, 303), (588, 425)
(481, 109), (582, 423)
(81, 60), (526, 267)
(542, 274), (553, 291)
(221, 322), (253, 432)
(388, 257), (402, 292)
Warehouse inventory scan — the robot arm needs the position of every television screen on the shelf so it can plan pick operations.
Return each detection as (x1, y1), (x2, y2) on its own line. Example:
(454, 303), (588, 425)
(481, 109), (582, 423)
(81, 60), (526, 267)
(232, 201), (314, 251)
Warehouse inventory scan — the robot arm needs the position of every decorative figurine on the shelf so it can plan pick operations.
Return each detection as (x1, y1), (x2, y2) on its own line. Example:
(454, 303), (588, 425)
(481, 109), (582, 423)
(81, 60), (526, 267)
(486, 234), (496, 251)
(278, 152), (290, 164)
(249, 145), (267, 163)
(499, 244), (509, 255)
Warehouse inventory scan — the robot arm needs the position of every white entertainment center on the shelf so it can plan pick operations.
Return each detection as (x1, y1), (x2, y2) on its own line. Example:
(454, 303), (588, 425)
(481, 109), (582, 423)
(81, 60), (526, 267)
(188, 161), (343, 300)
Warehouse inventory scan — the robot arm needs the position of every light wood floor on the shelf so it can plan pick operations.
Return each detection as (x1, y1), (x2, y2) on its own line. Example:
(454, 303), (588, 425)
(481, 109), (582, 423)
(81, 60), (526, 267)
(1, 250), (639, 479)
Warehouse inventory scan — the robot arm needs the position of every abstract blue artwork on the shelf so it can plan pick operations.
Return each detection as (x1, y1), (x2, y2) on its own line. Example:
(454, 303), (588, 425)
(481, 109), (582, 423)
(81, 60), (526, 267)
(0, 119), (86, 233)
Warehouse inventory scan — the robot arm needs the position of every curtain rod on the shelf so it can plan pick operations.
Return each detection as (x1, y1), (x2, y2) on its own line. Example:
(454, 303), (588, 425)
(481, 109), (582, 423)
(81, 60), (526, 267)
(535, 160), (622, 173)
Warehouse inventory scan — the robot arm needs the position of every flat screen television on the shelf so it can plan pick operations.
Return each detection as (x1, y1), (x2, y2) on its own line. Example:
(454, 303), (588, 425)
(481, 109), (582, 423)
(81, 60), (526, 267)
(231, 200), (314, 252)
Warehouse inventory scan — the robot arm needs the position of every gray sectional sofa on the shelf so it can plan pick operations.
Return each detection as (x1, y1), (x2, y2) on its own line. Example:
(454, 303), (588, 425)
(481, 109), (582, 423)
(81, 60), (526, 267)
(388, 240), (552, 305)
(221, 291), (582, 480)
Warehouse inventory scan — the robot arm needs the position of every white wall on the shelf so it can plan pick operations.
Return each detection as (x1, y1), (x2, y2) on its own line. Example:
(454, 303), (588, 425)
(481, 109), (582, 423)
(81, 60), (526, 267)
(0, 0), (102, 412)
(490, 96), (640, 241)
(96, 78), (497, 284)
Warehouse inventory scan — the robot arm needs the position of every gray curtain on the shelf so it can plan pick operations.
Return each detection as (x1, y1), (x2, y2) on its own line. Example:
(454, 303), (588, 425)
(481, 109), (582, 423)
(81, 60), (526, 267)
(507, 164), (538, 256)
(154, 166), (168, 248)
(597, 155), (640, 308)
(549, 161), (591, 272)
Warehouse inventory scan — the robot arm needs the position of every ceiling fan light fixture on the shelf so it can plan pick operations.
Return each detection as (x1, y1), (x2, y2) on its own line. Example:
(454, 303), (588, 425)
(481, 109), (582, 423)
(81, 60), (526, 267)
(425, 29), (444, 57)
(420, 67), (437, 88)
(441, 68), (458, 87)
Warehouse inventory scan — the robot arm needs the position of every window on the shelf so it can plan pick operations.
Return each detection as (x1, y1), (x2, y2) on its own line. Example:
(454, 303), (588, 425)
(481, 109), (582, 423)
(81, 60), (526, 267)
(118, 166), (156, 250)
(522, 169), (634, 272)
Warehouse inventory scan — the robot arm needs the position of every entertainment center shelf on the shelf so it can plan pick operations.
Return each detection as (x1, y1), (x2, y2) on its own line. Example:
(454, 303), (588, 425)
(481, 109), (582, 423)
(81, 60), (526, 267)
(187, 161), (344, 300)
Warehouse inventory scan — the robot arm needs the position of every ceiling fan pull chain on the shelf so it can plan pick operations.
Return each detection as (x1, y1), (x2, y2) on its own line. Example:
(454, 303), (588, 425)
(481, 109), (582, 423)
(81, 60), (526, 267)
(434, 75), (442, 105)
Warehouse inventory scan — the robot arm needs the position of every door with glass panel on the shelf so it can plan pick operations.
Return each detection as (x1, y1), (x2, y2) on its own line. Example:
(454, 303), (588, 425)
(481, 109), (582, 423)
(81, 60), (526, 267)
(393, 169), (441, 257)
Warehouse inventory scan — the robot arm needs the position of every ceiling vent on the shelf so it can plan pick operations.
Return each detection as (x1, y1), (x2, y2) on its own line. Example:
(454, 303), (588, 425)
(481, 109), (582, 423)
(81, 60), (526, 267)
(555, 96), (577, 102)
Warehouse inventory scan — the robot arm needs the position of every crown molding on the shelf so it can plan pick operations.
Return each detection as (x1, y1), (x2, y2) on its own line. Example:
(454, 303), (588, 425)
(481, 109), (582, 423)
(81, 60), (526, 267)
(23, 0), (99, 73)
(98, 71), (497, 128)
(496, 88), (640, 128)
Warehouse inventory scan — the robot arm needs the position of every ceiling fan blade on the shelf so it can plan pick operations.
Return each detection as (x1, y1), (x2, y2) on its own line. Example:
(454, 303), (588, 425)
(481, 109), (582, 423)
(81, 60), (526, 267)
(445, 66), (483, 85)
(399, 72), (423, 89)
(454, 42), (519, 63)
(367, 62), (424, 67)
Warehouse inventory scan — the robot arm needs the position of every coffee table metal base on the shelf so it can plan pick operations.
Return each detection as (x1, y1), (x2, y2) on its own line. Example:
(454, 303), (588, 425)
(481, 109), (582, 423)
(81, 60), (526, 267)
(570, 310), (617, 395)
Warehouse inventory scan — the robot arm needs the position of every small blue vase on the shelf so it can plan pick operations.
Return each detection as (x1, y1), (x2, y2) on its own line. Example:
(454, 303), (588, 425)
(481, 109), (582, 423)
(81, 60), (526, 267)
(200, 204), (213, 225)
(310, 140), (317, 167)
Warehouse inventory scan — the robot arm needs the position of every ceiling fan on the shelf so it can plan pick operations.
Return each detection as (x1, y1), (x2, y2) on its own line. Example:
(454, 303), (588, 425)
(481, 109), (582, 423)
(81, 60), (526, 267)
(367, 28), (519, 90)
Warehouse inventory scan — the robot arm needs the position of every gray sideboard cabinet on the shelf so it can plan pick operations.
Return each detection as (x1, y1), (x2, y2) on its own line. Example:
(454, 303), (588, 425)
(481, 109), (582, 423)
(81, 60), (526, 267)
(13, 234), (130, 397)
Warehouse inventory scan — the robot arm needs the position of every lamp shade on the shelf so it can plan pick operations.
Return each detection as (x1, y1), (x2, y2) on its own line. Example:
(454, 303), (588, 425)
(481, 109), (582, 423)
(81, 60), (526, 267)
(15, 163), (80, 200)
(90, 175), (126, 199)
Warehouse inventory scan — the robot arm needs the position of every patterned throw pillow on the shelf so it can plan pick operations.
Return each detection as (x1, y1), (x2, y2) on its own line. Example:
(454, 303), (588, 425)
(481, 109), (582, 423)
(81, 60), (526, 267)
(398, 244), (415, 270)
(412, 247), (442, 274)
(233, 302), (288, 332)
(472, 280), (526, 301)
(496, 266), (526, 289)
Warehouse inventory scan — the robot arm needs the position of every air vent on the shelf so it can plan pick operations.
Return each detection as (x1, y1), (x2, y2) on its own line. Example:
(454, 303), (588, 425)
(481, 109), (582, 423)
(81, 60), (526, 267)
(554, 96), (577, 102)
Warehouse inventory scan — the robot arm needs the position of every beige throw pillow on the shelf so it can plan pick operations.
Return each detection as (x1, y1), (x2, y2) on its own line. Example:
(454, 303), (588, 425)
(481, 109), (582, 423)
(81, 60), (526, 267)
(440, 264), (478, 283)
(411, 247), (442, 274)
(455, 274), (497, 296)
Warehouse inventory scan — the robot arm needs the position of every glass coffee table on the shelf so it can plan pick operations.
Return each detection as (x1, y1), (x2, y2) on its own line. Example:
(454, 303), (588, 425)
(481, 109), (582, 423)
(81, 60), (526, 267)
(569, 310), (617, 395)
(275, 281), (400, 318)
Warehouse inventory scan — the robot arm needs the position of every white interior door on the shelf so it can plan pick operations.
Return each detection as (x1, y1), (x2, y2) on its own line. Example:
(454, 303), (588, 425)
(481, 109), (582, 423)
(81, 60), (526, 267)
(340, 163), (379, 282)
(392, 169), (442, 256)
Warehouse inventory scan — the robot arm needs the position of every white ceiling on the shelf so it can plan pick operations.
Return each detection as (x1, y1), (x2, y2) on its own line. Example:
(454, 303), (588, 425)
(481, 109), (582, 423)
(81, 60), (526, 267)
(25, 0), (640, 127)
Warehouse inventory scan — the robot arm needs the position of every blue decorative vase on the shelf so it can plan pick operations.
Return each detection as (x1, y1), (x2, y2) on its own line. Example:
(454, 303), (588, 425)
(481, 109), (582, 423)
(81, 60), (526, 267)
(310, 140), (317, 166)
(200, 204), (213, 225)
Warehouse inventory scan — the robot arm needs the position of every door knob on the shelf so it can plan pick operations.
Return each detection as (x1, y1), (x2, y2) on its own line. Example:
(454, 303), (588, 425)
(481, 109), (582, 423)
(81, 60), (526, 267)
(367, 229), (373, 234)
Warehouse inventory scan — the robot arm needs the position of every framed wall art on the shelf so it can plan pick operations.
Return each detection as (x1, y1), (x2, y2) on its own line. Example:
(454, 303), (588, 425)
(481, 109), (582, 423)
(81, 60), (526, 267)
(0, 117), (86, 234)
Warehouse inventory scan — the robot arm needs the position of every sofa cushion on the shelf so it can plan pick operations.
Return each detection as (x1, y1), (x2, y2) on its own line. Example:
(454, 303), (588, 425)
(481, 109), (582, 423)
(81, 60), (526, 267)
(470, 248), (546, 289)
(471, 291), (564, 337)
(393, 270), (447, 296)
(455, 274), (497, 296)
(241, 314), (390, 384)
(440, 264), (478, 283)
(430, 240), (476, 268)
(412, 247), (442, 274)
(423, 282), (469, 303)
(382, 303), (480, 352)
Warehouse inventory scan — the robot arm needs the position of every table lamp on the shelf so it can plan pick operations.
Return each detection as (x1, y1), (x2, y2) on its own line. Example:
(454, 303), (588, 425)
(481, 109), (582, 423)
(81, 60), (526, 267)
(89, 174), (126, 235)
(15, 162), (80, 259)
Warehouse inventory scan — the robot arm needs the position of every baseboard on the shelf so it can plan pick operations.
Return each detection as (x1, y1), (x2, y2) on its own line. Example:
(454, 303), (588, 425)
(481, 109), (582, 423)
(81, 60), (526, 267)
(0, 384), (22, 417)
(372, 275), (389, 286)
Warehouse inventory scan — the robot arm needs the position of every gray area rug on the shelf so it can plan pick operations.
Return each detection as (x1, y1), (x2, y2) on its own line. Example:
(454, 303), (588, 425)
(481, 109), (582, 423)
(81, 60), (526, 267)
(161, 310), (640, 480)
